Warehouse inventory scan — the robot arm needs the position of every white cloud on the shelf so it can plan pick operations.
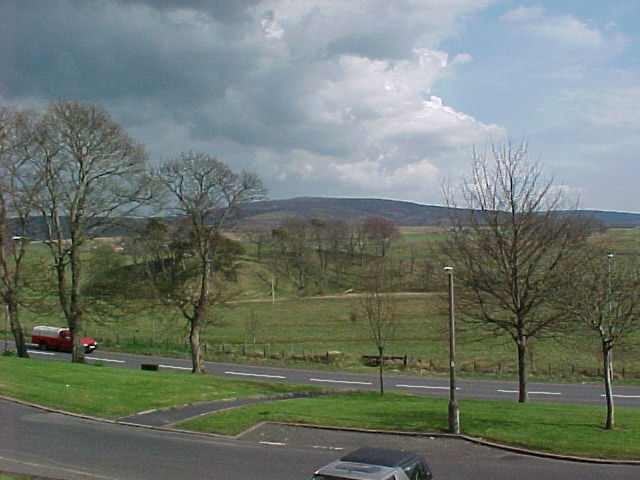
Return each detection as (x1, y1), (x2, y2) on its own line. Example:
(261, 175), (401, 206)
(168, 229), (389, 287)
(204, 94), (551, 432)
(583, 87), (640, 127)
(499, 5), (545, 23)
(499, 5), (624, 52)
(451, 53), (472, 65)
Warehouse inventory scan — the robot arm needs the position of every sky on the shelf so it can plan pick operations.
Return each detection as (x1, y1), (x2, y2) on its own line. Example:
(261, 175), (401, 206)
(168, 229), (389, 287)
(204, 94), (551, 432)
(1, 0), (639, 212)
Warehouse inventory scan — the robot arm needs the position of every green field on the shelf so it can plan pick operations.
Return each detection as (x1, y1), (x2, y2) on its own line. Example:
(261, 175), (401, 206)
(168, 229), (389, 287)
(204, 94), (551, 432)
(0, 357), (316, 418)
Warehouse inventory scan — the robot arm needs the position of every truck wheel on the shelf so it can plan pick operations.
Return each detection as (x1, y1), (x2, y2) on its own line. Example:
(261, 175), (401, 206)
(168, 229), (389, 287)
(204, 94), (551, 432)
(39, 342), (48, 351)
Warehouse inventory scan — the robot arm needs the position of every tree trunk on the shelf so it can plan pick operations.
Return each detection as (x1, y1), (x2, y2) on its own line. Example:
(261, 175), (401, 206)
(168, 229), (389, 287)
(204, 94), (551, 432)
(516, 337), (528, 403)
(189, 318), (205, 374)
(378, 351), (384, 396)
(69, 244), (85, 363)
(603, 341), (615, 430)
(7, 299), (29, 358)
(189, 262), (209, 374)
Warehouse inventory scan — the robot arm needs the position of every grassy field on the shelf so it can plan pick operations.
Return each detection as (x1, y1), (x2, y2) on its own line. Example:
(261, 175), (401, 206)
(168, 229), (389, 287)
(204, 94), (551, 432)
(0, 357), (316, 418)
(9, 227), (640, 381)
(178, 391), (640, 460)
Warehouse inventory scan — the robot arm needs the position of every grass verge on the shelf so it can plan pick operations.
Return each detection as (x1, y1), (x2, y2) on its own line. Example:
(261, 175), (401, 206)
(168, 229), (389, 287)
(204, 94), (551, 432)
(178, 391), (640, 460)
(0, 357), (316, 418)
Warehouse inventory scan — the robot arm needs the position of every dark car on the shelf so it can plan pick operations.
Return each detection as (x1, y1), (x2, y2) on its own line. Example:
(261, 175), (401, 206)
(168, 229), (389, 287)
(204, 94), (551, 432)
(311, 447), (433, 480)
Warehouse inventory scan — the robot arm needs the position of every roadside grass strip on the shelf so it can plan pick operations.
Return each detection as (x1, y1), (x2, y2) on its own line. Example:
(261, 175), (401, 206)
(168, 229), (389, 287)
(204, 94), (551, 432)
(0, 357), (316, 418)
(177, 391), (640, 460)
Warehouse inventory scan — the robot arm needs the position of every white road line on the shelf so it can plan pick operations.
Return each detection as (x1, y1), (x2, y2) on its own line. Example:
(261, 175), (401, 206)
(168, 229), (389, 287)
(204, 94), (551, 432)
(260, 441), (286, 446)
(312, 446), (344, 451)
(396, 384), (459, 390)
(309, 378), (372, 385)
(498, 389), (562, 395)
(601, 394), (640, 399)
(224, 371), (286, 379)
(87, 357), (125, 363)
(137, 409), (157, 415)
(30, 351), (55, 355)
(0, 455), (113, 479)
(159, 364), (192, 371)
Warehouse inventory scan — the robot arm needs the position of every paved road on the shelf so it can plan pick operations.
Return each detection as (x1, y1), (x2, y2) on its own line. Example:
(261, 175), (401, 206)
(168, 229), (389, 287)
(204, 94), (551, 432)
(2, 399), (639, 480)
(13, 342), (640, 407)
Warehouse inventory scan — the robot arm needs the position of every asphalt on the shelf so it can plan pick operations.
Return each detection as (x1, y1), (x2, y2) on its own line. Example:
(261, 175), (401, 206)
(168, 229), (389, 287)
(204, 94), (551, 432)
(3, 391), (640, 480)
(113, 390), (346, 428)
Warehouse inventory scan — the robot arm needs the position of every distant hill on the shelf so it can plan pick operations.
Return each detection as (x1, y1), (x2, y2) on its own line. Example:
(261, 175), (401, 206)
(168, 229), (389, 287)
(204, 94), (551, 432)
(239, 197), (463, 227)
(10, 198), (640, 240)
(239, 197), (640, 228)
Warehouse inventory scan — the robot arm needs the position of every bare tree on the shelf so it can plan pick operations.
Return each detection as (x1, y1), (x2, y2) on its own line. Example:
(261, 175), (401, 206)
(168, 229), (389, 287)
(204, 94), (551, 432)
(0, 107), (40, 358)
(149, 153), (265, 373)
(28, 100), (147, 362)
(443, 139), (587, 402)
(279, 217), (311, 291)
(243, 226), (271, 264)
(310, 219), (329, 291)
(361, 258), (398, 396)
(362, 217), (399, 257)
(556, 248), (640, 429)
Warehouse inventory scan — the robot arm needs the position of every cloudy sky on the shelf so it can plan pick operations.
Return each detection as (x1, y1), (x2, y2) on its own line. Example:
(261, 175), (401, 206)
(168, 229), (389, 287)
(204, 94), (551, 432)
(1, 1), (639, 212)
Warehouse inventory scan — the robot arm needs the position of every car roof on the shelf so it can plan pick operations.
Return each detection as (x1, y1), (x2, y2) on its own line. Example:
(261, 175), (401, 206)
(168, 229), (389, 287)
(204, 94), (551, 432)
(314, 460), (401, 480)
(339, 447), (422, 469)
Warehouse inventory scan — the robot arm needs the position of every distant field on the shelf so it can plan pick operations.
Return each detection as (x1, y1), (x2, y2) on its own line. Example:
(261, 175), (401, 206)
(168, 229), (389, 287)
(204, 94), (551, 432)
(9, 227), (640, 381)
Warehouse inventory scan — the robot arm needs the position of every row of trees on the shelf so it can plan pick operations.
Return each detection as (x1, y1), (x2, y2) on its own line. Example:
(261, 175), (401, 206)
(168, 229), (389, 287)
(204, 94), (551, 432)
(247, 215), (412, 294)
(443, 140), (640, 429)
(0, 101), (265, 372)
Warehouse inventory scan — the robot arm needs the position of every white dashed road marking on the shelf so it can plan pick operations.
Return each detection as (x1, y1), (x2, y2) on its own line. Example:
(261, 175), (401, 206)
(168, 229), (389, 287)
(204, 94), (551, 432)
(601, 394), (640, 399)
(498, 389), (562, 395)
(224, 371), (286, 379)
(87, 357), (125, 363)
(30, 351), (55, 355)
(309, 378), (372, 385)
(260, 442), (286, 446)
(396, 384), (459, 390)
(159, 364), (192, 371)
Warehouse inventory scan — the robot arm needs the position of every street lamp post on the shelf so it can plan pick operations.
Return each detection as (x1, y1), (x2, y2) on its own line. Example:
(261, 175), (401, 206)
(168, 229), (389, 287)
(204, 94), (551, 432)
(607, 253), (615, 318)
(443, 265), (460, 434)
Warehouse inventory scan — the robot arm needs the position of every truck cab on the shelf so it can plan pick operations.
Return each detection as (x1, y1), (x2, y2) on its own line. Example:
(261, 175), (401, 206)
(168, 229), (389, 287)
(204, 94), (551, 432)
(32, 326), (97, 354)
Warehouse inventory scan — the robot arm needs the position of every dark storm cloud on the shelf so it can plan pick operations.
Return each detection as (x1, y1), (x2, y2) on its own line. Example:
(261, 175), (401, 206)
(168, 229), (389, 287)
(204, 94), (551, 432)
(0, 0), (503, 205)
(114, 0), (262, 23)
(0, 0), (255, 107)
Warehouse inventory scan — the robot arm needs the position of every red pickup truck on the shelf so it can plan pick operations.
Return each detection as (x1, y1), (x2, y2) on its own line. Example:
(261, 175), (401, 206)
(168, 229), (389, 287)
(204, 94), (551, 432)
(32, 326), (97, 354)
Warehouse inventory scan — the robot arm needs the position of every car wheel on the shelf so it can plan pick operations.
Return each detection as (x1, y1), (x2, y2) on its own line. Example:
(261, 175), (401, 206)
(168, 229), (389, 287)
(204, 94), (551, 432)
(39, 342), (48, 351)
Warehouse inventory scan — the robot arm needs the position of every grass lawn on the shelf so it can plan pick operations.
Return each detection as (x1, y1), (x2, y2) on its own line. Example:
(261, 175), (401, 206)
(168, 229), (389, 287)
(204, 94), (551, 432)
(178, 391), (640, 460)
(0, 357), (317, 418)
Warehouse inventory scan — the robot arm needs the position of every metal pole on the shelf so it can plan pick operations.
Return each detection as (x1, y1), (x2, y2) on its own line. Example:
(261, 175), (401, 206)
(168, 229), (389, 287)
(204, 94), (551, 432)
(271, 278), (275, 303)
(607, 253), (614, 319)
(444, 266), (460, 434)
(607, 253), (615, 379)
